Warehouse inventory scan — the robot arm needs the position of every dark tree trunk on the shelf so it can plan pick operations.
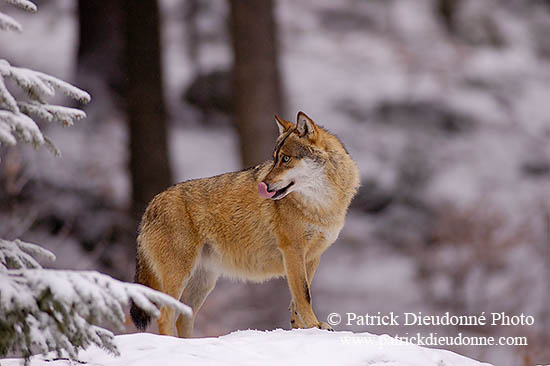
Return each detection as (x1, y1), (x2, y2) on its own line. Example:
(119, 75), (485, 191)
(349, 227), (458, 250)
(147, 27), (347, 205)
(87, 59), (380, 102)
(435, 0), (460, 34)
(229, 0), (284, 168)
(227, 0), (288, 332)
(124, 0), (172, 219)
(77, 1), (125, 102)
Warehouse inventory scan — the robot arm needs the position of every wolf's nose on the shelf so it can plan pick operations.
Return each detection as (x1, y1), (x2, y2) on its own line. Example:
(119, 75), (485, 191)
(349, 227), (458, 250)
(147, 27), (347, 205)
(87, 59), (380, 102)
(258, 181), (275, 199)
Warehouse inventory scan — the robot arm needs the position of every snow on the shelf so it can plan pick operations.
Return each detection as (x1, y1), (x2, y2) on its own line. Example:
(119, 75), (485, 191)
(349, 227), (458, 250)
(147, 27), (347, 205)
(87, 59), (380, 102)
(2, 329), (492, 366)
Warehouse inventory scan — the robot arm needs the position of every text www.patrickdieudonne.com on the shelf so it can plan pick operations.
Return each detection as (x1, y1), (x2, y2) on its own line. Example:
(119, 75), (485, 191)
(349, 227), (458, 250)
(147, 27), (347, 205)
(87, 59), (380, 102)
(327, 311), (532, 347)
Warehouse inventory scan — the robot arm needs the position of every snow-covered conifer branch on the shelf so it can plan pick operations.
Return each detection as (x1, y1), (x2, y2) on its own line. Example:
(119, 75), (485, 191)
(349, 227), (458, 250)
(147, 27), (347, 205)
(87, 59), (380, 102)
(0, 239), (55, 270)
(0, 0), (37, 33)
(0, 70), (20, 112)
(33, 70), (91, 104)
(0, 119), (16, 145)
(0, 59), (90, 150)
(0, 0), (90, 153)
(18, 102), (87, 127)
(5, 0), (37, 13)
(0, 110), (44, 146)
(0, 247), (192, 363)
(0, 11), (22, 32)
(1, 62), (55, 101)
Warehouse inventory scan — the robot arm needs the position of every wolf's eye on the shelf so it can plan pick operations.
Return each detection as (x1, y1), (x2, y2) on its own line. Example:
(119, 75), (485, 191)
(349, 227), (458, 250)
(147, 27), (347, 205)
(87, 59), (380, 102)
(282, 155), (291, 163)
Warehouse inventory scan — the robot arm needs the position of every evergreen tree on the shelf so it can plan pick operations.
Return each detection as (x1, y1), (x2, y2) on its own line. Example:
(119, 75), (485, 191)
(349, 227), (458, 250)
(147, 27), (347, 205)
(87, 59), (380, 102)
(0, 2), (191, 363)
(0, 0), (90, 154)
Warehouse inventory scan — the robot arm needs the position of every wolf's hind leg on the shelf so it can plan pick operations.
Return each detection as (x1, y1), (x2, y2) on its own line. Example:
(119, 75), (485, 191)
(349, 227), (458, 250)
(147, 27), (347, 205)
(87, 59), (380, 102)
(156, 240), (200, 336)
(157, 267), (192, 336)
(157, 281), (187, 335)
(176, 266), (218, 338)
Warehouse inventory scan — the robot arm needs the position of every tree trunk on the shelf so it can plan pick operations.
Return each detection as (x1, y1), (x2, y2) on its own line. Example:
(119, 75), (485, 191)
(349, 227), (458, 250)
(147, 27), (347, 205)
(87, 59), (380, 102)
(76, 0), (125, 103)
(435, 0), (460, 34)
(229, 0), (284, 168)
(124, 0), (172, 219)
(227, 0), (287, 332)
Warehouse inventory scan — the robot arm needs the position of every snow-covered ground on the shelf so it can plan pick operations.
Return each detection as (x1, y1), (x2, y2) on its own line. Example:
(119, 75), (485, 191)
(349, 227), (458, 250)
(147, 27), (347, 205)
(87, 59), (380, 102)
(2, 329), (492, 366)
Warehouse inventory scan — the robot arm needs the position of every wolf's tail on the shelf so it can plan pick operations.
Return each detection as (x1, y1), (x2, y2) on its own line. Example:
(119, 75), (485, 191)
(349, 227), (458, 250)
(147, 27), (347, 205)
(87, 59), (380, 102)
(129, 253), (155, 331)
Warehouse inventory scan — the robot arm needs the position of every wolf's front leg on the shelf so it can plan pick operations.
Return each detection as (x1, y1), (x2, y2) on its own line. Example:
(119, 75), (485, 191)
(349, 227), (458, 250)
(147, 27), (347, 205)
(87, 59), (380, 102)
(288, 257), (333, 330)
(281, 245), (329, 330)
(289, 300), (302, 328)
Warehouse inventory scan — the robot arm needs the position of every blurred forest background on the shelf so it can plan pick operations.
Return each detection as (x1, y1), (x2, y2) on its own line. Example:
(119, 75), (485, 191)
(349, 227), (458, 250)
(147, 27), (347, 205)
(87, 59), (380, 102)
(0, 0), (549, 365)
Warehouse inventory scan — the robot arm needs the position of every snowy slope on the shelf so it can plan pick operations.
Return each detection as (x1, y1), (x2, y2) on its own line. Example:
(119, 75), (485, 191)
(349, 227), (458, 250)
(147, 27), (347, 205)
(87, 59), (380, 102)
(2, 329), (492, 366)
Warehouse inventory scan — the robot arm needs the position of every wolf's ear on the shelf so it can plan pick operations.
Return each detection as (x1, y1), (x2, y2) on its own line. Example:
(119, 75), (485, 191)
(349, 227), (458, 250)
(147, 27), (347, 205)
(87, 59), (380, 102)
(274, 115), (293, 135)
(296, 111), (317, 139)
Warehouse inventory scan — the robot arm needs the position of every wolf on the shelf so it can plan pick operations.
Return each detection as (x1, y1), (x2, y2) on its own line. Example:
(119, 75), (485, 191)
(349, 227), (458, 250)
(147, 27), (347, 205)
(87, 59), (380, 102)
(130, 111), (360, 337)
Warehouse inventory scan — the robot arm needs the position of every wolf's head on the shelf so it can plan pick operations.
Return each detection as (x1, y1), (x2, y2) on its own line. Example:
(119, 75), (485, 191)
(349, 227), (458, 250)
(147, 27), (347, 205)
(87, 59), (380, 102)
(258, 111), (348, 202)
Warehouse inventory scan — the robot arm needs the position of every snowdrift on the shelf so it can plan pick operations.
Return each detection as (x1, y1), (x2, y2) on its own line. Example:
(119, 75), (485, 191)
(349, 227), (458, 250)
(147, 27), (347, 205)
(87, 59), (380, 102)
(3, 329), (492, 366)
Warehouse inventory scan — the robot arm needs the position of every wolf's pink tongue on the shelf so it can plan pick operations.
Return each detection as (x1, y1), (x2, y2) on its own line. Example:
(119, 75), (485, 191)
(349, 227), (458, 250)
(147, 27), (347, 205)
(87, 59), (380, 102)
(258, 182), (275, 199)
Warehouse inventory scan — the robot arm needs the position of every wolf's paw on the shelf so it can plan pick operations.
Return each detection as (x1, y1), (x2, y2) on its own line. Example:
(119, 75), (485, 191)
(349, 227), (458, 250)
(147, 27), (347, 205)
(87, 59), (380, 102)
(290, 310), (304, 329)
(318, 322), (334, 331)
